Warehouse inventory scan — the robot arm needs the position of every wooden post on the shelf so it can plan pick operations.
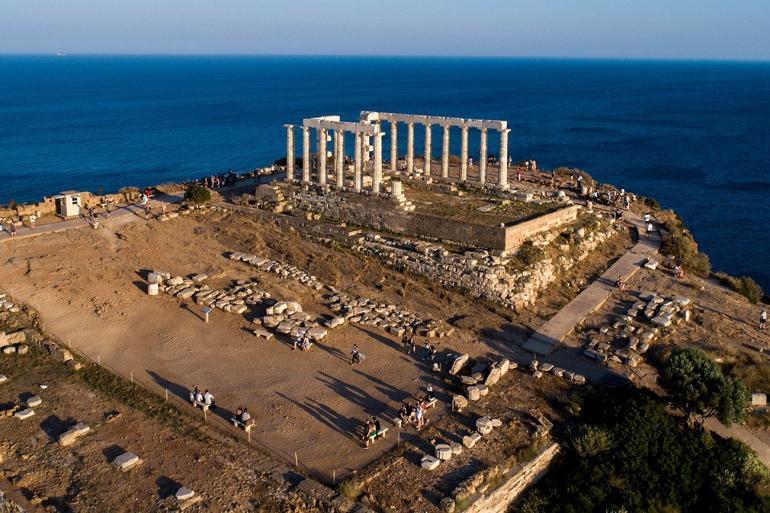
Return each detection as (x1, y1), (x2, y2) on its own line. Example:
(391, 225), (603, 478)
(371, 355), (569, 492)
(295, 451), (298, 467)
(165, 388), (168, 401)
(333, 470), (336, 485)
(204, 408), (207, 421)
(97, 354), (100, 365)
(130, 372), (134, 384)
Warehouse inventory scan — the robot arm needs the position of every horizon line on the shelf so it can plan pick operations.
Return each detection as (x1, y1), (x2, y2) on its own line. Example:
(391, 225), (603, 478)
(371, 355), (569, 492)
(1, 52), (769, 64)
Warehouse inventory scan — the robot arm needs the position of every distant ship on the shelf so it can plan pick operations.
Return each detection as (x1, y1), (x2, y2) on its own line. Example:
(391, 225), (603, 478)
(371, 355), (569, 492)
(56, 52), (67, 56)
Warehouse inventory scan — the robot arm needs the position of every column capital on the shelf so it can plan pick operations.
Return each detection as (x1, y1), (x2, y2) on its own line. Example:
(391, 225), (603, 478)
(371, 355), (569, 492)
(481, 127), (488, 133)
(284, 123), (294, 129)
(500, 128), (511, 135)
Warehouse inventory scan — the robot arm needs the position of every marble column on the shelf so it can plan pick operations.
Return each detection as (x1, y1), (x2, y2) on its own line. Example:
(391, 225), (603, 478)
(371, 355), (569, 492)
(302, 126), (310, 184)
(441, 125), (450, 179)
(498, 128), (510, 189)
(460, 126), (469, 181)
(406, 122), (415, 175)
(373, 132), (383, 194)
(424, 123), (432, 177)
(317, 128), (327, 187)
(336, 130), (345, 188)
(285, 124), (295, 182)
(332, 130), (339, 185)
(390, 121), (398, 173)
(354, 131), (363, 193)
(479, 128), (488, 184)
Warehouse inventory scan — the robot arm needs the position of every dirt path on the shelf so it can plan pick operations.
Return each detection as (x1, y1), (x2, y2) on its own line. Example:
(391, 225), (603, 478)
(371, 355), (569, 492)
(523, 210), (661, 355)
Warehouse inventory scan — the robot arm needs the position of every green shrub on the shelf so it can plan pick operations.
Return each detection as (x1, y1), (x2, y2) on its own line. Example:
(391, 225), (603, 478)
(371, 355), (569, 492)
(715, 273), (764, 304)
(640, 196), (661, 210)
(657, 210), (711, 276)
(185, 185), (212, 204)
(516, 241), (545, 266)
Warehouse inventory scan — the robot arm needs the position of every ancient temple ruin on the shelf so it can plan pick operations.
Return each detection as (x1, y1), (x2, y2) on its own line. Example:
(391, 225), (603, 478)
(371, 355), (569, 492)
(284, 111), (512, 192)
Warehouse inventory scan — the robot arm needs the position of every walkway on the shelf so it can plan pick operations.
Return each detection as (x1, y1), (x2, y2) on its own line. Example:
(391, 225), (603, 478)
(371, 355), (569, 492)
(0, 195), (182, 243)
(522, 210), (661, 355)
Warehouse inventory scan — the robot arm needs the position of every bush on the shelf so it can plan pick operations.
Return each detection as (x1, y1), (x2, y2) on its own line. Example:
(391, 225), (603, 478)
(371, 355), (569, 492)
(185, 185), (211, 205)
(516, 241), (545, 266)
(640, 196), (661, 210)
(657, 210), (711, 276)
(714, 273), (764, 304)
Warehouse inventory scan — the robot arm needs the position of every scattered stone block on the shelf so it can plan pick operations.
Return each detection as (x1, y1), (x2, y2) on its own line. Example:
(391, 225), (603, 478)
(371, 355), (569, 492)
(573, 374), (587, 385)
(551, 367), (565, 377)
(450, 441), (463, 455)
(112, 451), (142, 471)
(463, 432), (482, 448)
(58, 422), (90, 446)
(643, 258), (659, 270)
(16, 344), (29, 355)
(476, 417), (493, 435)
(477, 385), (489, 396)
(147, 283), (159, 296)
(26, 396), (42, 408)
(421, 455), (441, 470)
(435, 444), (453, 460)
(67, 360), (84, 371)
(539, 363), (554, 373)
(192, 274), (208, 283)
(307, 326), (328, 341)
(176, 487), (196, 501)
(14, 408), (35, 420)
(2, 346), (16, 355)
(491, 418), (503, 428)
(651, 316), (672, 328)
(452, 395), (468, 411)
(467, 386), (481, 402)
(498, 358), (511, 375)
(484, 367), (501, 386)
(0, 375), (7, 384)
(533, 371), (543, 379)
(752, 393), (767, 407)
(460, 375), (478, 386)
(253, 328), (274, 340)
(449, 354), (469, 376)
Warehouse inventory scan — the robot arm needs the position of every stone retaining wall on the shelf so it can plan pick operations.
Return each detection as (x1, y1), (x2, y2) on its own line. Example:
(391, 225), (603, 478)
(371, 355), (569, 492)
(463, 443), (559, 513)
(292, 190), (580, 251)
(505, 205), (580, 249)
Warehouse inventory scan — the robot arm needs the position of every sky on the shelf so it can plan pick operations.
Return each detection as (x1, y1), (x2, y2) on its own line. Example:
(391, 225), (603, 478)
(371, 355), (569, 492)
(1, 0), (769, 60)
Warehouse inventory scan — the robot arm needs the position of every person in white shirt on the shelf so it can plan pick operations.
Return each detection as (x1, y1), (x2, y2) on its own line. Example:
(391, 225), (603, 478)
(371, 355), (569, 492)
(203, 390), (215, 408)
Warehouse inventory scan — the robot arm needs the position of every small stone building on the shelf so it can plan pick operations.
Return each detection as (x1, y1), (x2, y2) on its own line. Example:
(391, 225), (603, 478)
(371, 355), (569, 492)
(54, 191), (83, 218)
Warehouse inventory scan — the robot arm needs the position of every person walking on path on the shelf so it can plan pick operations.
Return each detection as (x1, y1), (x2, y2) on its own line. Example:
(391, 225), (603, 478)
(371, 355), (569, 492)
(9, 221), (16, 238)
(350, 344), (362, 365)
(616, 276), (625, 292)
(761, 308), (767, 330)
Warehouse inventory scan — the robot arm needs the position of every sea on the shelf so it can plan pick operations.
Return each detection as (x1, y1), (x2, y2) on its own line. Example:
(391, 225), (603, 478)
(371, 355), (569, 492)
(1, 56), (769, 289)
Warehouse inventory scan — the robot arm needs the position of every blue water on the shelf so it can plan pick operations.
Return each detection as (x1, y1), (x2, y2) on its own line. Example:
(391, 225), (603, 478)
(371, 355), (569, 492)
(1, 56), (769, 288)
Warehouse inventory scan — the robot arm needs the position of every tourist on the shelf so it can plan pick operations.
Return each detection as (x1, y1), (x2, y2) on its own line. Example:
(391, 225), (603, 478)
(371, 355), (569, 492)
(399, 403), (410, 423)
(517, 170), (522, 181)
(644, 212), (651, 224)
(189, 386), (198, 403)
(760, 308), (767, 330)
(414, 402), (425, 429)
(624, 195), (631, 210)
(300, 334), (313, 351)
(402, 333), (415, 354)
(9, 222), (16, 237)
(236, 406), (243, 419)
(203, 389), (215, 409)
(428, 344), (437, 362)
(292, 329), (303, 351)
(646, 222), (654, 234)
(350, 344), (362, 365)
(425, 384), (435, 402)
(423, 342), (431, 361)
(364, 419), (377, 448)
(195, 389), (204, 404)
(240, 407), (252, 425)
(616, 276), (625, 292)
(468, 157), (473, 168)
(28, 214), (36, 229)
